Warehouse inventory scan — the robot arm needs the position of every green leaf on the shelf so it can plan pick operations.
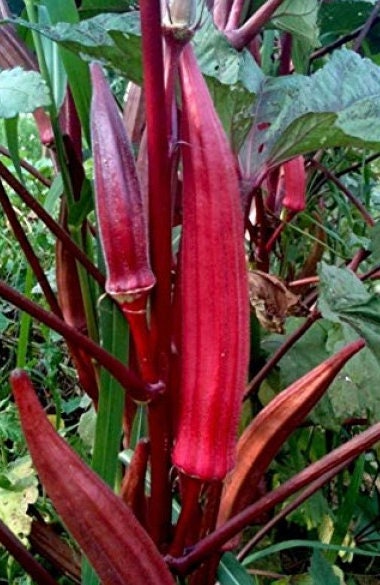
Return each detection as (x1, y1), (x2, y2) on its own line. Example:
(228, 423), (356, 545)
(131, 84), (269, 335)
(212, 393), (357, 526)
(217, 553), (254, 585)
(262, 317), (330, 390)
(271, 0), (319, 46)
(315, 263), (380, 425)
(0, 68), (50, 118)
(11, 12), (142, 82)
(245, 50), (380, 176)
(41, 0), (92, 145)
(318, 262), (380, 358)
(243, 539), (379, 566)
(38, 4), (67, 109)
(4, 116), (23, 183)
(369, 221), (380, 262)
(80, 0), (136, 11)
(319, 1), (374, 37)
(325, 456), (364, 564)
(308, 550), (340, 585)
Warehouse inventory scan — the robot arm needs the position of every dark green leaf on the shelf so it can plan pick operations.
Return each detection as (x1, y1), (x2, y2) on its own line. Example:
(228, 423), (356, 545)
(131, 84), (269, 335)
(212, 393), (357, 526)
(369, 221), (380, 262)
(41, 0), (92, 144)
(217, 553), (254, 585)
(271, 0), (319, 46)
(10, 12), (142, 83)
(0, 68), (50, 118)
(308, 550), (340, 585)
(316, 263), (380, 424)
(318, 263), (380, 361)
(319, 1), (374, 37)
(80, 0), (136, 12)
(4, 116), (23, 183)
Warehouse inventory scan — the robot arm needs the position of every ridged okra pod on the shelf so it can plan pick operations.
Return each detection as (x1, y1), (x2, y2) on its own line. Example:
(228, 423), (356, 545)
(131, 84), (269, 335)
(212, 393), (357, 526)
(172, 45), (249, 481)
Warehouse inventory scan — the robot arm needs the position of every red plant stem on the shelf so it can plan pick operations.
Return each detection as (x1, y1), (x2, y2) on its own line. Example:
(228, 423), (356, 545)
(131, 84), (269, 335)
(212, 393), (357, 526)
(244, 309), (320, 399)
(170, 476), (203, 557)
(189, 482), (224, 585)
(0, 146), (51, 187)
(224, 0), (285, 50)
(166, 416), (380, 575)
(237, 459), (351, 561)
(309, 24), (374, 62)
(139, 0), (173, 546)
(0, 161), (105, 287)
(121, 438), (150, 528)
(278, 33), (292, 76)
(347, 247), (370, 272)
(288, 276), (319, 287)
(225, 0), (245, 30)
(213, 0), (233, 29)
(0, 517), (59, 585)
(361, 263), (380, 280)
(353, 0), (380, 52)
(265, 217), (287, 253)
(0, 279), (161, 402)
(0, 179), (62, 316)
(121, 305), (157, 383)
(310, 160), (375, 227)
(253, 189), (269, 271)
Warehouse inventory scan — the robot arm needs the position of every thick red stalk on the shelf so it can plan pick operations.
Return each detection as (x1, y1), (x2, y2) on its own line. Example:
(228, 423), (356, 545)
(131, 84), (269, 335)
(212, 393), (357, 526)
(224, 0), (285, 50)
(10, 370), (176, 585)
(0, 279), (161, 402)
(139, 0), (173, 545)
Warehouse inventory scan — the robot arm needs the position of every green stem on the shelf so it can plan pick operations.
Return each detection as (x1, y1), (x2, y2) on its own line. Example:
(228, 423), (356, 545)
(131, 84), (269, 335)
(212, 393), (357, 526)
(16, 265), (33, 369)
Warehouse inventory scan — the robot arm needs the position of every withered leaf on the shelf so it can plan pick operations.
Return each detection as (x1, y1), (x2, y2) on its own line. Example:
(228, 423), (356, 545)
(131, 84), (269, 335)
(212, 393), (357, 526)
(248, 270), (301, 334)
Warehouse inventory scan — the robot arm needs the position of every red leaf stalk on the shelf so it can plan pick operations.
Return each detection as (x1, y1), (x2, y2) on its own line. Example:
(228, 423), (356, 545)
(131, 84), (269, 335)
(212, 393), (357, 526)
(173, 44), (249, 481)
(0, 279), (160, 402)
(10, 370), (175, 585)
(224, 0), (285, 50)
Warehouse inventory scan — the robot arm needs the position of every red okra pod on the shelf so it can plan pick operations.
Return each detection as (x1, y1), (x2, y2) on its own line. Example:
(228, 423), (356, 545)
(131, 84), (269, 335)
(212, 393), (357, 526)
(90, 62), (155, 305)
(172, 45), (249, 481)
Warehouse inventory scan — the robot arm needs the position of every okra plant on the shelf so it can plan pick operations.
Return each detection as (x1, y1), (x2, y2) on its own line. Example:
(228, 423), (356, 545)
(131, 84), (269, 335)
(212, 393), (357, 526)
(1, 0), (380, 584)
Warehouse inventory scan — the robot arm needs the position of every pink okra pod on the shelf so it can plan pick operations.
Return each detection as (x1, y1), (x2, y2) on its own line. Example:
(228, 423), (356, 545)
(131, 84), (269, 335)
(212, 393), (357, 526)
(172, 44), (250, 481)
